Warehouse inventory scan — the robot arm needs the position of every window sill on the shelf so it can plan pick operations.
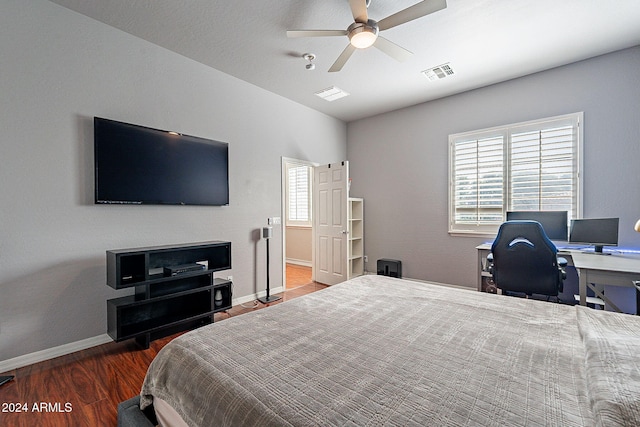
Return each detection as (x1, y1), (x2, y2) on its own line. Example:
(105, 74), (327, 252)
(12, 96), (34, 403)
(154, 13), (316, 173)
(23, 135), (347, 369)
(448, 230), (497, 239)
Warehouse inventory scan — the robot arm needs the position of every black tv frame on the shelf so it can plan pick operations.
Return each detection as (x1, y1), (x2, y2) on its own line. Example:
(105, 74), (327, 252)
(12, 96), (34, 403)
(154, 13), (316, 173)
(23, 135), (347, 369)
(94, 117), (229, 206)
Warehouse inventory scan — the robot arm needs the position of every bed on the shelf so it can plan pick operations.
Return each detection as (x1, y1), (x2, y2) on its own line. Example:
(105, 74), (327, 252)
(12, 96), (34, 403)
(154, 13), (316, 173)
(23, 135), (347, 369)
(121, 274), (640, 426)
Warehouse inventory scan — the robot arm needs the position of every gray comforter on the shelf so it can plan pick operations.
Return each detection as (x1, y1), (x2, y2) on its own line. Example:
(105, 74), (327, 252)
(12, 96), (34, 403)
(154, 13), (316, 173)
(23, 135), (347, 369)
(140, 275), (640, 426)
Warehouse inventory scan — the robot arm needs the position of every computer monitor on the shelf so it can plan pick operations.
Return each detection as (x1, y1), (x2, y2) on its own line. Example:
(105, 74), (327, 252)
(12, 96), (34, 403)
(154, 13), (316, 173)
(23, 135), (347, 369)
(506, 211), (568, 241)
(569, 218), (619, 253)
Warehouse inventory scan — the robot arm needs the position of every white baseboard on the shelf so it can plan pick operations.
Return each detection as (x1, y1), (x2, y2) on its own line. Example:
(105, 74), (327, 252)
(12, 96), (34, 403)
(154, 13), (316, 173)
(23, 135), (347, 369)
(285, 259), (312, 268)
(232, 287), (284, 305)
(0, 334), (113, 373)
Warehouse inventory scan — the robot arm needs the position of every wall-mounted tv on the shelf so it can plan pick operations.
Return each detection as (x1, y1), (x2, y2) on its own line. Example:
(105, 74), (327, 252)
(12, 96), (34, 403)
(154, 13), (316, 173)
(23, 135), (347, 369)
(94, 117), (229, 206)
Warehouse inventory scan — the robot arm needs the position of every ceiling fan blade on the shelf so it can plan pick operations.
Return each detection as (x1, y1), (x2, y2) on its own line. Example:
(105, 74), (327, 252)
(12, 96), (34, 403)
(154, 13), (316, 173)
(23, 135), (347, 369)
(349, 0), (369, 23)
(287, 30), (348, 38)
(373, 36), (413, 62)
(328, 44), (357, 72)
(378, 0), (447, 31)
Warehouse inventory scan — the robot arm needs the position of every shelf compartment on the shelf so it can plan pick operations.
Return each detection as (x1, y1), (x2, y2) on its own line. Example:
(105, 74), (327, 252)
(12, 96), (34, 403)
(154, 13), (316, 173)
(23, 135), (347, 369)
(108, 288), (214, 342)
(107, 241), (231, 289)
(350, 238), (363, 258)
(143, 273), (213, 299)
(350, 257), (364, 277)
(212, 279), (233, 312)
(109, 253), (146, 286)
(147, 244), (231, 273)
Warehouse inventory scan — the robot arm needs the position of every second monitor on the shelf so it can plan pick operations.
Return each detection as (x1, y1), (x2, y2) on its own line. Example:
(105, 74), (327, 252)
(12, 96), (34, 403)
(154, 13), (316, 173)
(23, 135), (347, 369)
(506, 211), (568, 241)
(569, 217), (619, 253)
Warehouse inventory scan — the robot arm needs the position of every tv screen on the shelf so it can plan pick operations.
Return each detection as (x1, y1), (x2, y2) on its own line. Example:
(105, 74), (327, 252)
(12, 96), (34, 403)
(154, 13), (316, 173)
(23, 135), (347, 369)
(506, 211), (568, 241)
(569, 218), (619, 253)
(94, 117), (229, 206)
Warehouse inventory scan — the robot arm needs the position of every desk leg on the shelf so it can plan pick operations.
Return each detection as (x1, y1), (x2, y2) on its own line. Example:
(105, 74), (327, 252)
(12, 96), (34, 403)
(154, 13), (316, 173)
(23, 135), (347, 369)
(577, 268), (587, 306)
(578, 269), (624, 312)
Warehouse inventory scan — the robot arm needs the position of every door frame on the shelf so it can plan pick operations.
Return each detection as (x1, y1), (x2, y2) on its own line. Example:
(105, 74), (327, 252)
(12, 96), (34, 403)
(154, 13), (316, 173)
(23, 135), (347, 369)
(281, 157), (319, 290)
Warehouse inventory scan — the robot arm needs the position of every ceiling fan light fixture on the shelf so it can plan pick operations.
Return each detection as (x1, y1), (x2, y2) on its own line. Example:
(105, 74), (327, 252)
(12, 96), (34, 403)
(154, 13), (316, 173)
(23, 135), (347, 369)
(348, 20), (379, 49)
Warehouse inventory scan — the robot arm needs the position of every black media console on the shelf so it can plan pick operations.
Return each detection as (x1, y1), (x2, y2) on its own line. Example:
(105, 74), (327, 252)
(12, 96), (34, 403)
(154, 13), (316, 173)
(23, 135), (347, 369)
(106, 241), (232, 348)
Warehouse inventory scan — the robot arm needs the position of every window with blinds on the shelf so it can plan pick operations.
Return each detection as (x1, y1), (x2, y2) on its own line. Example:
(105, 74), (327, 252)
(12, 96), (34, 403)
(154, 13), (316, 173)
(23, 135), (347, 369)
(286, 164), (311, 226)
(449, 113), (582, 235)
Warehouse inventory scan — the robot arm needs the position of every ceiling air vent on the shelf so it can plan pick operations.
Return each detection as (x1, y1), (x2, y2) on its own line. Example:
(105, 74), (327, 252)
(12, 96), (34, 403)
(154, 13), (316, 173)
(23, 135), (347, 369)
(422, 63), (454, 81)
(315, 86), (350, 102)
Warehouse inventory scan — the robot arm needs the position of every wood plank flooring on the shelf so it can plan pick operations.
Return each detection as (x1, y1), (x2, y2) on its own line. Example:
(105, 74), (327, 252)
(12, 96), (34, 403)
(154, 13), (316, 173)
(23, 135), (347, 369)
(0, 272), (326, 427)
(284, 263), (313, 289)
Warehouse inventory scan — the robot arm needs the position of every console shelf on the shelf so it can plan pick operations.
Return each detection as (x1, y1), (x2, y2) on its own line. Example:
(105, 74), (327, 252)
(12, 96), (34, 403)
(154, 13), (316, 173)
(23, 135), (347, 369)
(106, 241), (232, 348)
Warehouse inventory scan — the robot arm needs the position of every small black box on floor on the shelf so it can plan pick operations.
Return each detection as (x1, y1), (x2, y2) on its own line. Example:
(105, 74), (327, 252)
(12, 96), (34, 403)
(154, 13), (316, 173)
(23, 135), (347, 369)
(377, 259), (402, 278)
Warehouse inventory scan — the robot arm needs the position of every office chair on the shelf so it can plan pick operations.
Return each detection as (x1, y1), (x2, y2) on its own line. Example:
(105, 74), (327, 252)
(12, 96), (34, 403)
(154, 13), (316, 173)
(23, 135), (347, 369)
(487, 220), (567, 300)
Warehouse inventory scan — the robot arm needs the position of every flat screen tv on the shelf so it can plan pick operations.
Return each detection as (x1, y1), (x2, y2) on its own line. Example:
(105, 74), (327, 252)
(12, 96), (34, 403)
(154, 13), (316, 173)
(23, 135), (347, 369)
(506, 211), (568, 241)
(94, 117), (229, 206)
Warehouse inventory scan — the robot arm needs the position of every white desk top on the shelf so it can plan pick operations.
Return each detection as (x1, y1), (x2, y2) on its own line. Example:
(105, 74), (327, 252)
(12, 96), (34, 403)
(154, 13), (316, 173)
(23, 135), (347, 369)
(570, 251), (640, 274)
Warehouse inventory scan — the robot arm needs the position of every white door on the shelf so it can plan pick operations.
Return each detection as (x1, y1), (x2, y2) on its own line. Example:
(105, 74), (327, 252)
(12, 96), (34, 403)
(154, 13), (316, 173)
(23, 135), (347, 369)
(313, 161), (349, 285)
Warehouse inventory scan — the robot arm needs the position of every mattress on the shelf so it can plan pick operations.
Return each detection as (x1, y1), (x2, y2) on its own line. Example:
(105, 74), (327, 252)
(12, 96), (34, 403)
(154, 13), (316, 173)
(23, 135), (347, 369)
(139, 275), (640, 426)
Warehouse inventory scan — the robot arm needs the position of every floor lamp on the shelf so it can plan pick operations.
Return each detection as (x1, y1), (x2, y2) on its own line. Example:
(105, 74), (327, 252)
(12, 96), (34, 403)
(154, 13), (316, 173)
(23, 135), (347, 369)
(258, 226), (281, 304)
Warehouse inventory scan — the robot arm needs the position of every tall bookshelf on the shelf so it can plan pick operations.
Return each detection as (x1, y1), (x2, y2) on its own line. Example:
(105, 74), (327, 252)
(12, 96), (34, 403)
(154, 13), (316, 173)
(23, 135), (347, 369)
(348, 198), (364, 279)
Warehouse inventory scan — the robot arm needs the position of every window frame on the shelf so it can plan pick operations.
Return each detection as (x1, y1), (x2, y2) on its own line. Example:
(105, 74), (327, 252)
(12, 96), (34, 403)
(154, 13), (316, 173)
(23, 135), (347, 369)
(448, 112), (583, 237)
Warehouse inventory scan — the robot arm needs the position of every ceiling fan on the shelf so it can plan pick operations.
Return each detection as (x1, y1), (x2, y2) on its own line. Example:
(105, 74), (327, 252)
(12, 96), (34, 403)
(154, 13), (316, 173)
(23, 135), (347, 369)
(287, 0), (447, 72)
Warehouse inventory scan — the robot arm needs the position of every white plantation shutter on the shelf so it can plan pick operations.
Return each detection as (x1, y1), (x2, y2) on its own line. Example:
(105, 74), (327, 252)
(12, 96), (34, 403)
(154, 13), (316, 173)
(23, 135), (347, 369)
(449, 113), (581, 234)
(452, 134), (504, 228)
(287, 164), (311, 225)
(509, 121), (577, 213)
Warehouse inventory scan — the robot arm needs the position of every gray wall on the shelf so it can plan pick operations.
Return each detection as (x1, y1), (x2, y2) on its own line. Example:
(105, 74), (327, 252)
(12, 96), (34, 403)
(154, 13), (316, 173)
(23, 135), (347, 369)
(286, 226), (312, 265)
(347, 46), (640, 287)
(0, 0), (346, 362)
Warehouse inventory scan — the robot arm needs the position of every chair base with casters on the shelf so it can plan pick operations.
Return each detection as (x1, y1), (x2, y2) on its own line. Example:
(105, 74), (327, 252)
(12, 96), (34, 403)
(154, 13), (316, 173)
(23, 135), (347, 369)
(487, 220), (567, 300)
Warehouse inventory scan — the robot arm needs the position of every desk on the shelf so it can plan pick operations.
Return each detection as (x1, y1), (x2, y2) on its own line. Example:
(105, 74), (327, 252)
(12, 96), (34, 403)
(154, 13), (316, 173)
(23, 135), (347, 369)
(571, 252), (640, 313)
(476, 244), (640, 313)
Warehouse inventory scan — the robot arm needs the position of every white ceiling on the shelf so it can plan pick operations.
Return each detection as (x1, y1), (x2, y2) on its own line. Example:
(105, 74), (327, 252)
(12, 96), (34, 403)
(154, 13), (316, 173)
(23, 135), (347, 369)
(48, 0), (640, 122)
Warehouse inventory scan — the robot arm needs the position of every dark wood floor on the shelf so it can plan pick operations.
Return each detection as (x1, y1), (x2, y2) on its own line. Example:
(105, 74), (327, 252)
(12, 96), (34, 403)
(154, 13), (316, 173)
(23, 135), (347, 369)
(0, 270), (325, 427)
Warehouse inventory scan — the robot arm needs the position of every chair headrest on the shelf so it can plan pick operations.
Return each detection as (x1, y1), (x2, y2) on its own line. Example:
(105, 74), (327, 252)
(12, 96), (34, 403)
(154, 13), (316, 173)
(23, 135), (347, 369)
(492, 220), (557, 254)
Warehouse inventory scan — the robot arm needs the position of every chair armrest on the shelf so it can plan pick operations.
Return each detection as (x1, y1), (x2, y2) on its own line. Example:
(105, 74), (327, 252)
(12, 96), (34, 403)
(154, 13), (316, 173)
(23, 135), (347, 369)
(557, 257), (568, 288)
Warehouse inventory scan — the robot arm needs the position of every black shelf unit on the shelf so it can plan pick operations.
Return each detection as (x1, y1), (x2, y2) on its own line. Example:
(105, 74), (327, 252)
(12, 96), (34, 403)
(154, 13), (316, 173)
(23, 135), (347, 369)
(106, 241), (232, 348)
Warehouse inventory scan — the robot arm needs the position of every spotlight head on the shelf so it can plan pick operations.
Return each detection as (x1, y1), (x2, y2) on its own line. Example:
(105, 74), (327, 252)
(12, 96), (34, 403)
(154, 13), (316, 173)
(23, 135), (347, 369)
(305, 63), (315, 71)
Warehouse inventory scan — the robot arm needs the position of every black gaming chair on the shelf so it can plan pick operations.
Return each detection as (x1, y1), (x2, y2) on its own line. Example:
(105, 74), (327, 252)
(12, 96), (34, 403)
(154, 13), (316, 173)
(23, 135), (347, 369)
(488, 220), (567, 299)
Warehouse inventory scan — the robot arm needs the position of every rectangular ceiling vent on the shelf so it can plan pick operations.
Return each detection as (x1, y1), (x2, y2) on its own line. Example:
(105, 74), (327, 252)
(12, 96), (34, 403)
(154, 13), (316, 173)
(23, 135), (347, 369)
(422, 63), (454, 81)
(315, 86), (350, 102)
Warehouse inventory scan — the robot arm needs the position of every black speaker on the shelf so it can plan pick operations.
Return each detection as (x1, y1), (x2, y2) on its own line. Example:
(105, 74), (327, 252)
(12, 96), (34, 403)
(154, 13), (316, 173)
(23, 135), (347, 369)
(377, 259), (402, 278)
(481, 276), (497, 293)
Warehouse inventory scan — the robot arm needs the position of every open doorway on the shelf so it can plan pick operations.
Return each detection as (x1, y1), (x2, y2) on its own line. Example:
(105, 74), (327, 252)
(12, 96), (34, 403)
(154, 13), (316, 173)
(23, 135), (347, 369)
(281, 158), (316, 290)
